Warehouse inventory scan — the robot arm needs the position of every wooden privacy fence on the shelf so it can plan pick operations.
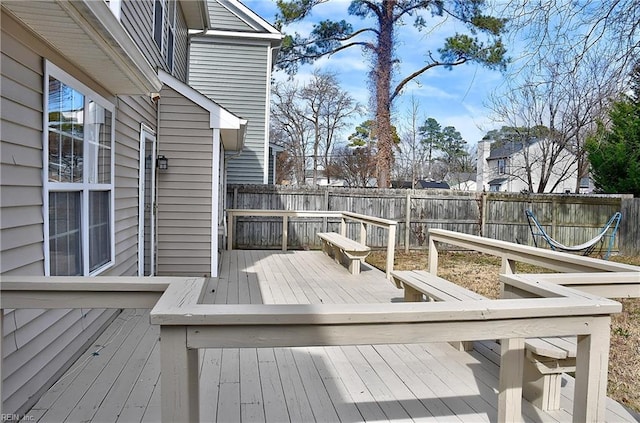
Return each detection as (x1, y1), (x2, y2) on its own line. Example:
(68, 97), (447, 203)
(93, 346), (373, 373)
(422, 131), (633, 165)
(227, 185), (638, 255)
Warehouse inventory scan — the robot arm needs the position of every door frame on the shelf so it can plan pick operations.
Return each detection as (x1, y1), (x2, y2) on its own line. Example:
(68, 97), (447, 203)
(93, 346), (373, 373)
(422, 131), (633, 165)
(138, 124), (157, 276)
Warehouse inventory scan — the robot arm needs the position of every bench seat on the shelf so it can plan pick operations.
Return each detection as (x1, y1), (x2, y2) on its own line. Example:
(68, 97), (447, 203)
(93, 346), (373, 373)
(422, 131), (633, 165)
(317, 232), (371, 275)
(391, 269), (577, 411)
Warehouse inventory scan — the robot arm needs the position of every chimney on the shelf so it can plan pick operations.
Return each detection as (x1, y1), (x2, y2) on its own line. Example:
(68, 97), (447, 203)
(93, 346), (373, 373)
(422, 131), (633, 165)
(476, 140), (491, 192)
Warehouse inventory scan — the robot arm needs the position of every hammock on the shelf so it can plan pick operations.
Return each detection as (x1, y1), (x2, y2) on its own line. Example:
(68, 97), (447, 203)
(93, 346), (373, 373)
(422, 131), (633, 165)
(525, 209), (622, 259)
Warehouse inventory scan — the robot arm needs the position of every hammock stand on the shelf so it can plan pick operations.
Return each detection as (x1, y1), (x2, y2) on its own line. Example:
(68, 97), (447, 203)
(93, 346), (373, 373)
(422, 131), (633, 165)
(525, 210), (622, 260)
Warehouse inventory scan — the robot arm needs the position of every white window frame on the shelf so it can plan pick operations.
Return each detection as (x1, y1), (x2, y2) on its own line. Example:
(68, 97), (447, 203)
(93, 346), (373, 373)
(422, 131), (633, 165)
(498, 158), (507, 175)
(43, 61), (116, 276)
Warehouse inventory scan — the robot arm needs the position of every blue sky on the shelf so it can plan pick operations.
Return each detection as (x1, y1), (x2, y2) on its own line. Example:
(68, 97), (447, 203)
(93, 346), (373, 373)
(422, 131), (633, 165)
(243, 0), (508, 145)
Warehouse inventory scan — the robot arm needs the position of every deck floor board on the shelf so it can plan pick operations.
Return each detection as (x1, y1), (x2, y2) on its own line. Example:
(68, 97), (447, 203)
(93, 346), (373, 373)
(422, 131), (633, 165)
(26, 250), (640, 422)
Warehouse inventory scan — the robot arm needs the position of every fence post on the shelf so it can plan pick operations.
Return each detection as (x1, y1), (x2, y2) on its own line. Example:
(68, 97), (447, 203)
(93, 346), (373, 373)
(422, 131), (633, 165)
(227, 211), (234, 251)
(405, 190), (411, 253)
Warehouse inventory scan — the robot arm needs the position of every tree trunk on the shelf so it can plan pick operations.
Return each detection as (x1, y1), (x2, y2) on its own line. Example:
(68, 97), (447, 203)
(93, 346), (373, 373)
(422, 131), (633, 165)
(374, 1), (395, 188)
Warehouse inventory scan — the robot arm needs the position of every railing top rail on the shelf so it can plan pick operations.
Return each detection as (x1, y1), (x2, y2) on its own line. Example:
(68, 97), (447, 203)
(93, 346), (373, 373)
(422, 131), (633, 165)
(341, 211), (398, 227)
(225, 209), (397, 227)
(428, 228), (639, 273)
(148, 296), (621, 326)
(226, 209), (342, 218)
(0, 276), (178, 292)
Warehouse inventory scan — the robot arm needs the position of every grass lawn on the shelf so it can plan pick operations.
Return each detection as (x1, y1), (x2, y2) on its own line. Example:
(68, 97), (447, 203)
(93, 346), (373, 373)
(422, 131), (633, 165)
(367, 250), (640, 413)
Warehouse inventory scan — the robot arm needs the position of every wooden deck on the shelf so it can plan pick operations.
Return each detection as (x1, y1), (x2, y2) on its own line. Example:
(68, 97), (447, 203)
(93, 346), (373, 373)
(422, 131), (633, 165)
(26, 250), (640, 422)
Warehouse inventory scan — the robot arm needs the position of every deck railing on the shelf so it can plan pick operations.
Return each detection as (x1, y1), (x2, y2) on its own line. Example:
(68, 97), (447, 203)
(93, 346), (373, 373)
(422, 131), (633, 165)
(226, 209), (398, 278)
(0, 273), (626, 423)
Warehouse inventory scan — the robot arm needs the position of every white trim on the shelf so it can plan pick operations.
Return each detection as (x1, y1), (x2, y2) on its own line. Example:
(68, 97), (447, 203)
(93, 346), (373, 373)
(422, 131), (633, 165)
(263, 44), (273, 184)
(211, 129), (221, 277)
(43, 60), (115, 276)
(138, 124), (157, 276)
(217, 0), (281, 35)
(200, 29), (283, 42)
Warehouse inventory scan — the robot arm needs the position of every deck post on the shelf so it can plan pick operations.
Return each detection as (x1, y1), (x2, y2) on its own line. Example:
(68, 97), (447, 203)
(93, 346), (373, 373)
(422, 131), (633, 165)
(501, 257), (516, 274)
(573, 317), (611, 422)
(282, 215), (288, 251)
(227, 211), (234, 251)
(386, 224), (396, 279)
(1, 309), (3, 415)
(428, 237), (438, 275)
(340, 216), (347, 236)
(498, 337), (524, 423)
(160, 325), (199, 423)
(359, 221), (367, 244)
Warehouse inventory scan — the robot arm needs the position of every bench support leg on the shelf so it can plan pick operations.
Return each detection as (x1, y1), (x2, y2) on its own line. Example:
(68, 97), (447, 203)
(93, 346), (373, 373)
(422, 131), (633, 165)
(348, 258), (361, 275)
(523, 359), (562, 411)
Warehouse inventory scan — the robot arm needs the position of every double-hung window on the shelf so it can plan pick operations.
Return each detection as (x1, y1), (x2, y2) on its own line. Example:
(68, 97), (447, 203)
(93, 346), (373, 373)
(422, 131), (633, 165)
(44, 62), (115, 276)
(153, 0), (176, 72)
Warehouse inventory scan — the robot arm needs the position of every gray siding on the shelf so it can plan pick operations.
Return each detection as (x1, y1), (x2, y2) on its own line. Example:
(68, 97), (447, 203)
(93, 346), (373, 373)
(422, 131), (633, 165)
(189, 39), (269, 184)
(208, 0), (255, 32)
(120, 0), (189, 81)
(0, 12), (148, 414)
(156, 86), (213, 276)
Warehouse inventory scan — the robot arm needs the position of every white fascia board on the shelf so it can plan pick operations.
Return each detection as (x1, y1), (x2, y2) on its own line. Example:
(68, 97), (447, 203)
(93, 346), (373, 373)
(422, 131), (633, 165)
(201, 30), (283, 46)
(67, 0), (163, 93)
(217, 0), (281, 35)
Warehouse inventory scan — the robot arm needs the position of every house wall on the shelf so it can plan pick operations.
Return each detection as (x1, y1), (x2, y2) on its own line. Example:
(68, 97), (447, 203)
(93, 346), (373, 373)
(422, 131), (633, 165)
(0, 11), (157, 415)
(120, 0), (189, 81)
(481, 141), (580, 194)
(156, 86), (214, 276)
(189, 38), (270, 184)
(208, 0), (255, 31)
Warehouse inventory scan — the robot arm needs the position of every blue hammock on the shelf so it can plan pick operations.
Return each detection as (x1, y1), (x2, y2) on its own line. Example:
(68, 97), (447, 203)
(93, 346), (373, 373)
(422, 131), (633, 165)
(525, 210), (622, 259)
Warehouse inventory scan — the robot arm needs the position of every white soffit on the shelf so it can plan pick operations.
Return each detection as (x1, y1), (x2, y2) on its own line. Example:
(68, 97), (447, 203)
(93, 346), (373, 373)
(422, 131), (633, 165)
(2, 0), (162, 95)
(158, 70), (247, 151)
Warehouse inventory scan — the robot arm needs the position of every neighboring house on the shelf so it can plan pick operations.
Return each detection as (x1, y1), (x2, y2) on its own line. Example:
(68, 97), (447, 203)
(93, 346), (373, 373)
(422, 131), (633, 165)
(0, 0), (274, 414)
(189, 0), (283, 185)
(447, 173), (477, 191)
(476, 139), (584, 193)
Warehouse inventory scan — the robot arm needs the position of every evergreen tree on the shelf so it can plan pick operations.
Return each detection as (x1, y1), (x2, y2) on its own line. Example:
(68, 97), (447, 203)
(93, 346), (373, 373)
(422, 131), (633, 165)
(586, 65), (640, 197)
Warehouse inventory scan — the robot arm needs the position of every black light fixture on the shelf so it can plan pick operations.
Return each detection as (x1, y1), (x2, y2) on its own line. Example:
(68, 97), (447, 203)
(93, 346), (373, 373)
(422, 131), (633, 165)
(157, 155), (169, 170)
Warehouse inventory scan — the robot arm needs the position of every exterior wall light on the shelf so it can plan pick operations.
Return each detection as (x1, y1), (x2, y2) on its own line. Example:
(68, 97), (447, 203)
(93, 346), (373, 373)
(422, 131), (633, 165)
(157, 155), (169, 170)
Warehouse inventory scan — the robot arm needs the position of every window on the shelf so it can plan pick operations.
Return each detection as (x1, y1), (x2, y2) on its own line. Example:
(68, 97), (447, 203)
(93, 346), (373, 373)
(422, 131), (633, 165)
(44, 62), (115, 276)
(153, 0), (163, 50)
(497, 158), (506, 175)
(153, 0), (176, 72)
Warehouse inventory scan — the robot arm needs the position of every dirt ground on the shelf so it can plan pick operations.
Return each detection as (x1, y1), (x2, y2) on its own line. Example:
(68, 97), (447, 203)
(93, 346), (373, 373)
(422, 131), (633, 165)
(366, 250), (640, 413)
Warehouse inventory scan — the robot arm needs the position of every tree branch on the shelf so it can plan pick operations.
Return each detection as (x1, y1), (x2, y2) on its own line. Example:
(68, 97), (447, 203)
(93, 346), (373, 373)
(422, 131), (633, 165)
(391, 57), (467, 102)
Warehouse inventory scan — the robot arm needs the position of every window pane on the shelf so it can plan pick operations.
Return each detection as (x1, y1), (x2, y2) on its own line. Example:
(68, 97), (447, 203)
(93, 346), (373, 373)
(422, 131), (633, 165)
(86, 102), (112, 184)
(48, 77), (84, 182)
(89, 191), (111, 272)
(153, 0), (163, 49)
(49, 192), (82, 276)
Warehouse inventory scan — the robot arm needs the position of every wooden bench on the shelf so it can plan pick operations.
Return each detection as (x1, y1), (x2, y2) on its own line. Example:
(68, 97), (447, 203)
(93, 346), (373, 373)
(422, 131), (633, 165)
(391, 269), (577, 411)
(317, 232), (371, 275)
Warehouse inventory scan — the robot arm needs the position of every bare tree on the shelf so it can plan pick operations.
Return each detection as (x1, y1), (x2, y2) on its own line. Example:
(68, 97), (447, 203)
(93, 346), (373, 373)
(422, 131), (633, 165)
(326, 145), (375, 187)
(271, 71), (360, 185)
(488, 48), (621, 192)
(271, 81), (312, 184)
(395, 94), (427, 184)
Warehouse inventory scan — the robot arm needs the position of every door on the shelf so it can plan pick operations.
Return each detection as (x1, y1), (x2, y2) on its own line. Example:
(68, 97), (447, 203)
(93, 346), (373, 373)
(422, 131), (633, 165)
(138, 125), (157, 276)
